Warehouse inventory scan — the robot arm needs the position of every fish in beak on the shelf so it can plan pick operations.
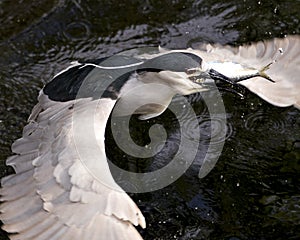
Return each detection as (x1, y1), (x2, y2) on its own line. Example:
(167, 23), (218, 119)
(185, 60), (275, 97)
(207, 61), (275, 83)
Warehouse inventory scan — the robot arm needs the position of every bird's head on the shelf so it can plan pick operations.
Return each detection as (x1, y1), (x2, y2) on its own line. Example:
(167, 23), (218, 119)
(111, 51), (241, 118)
(137, 52), (236, 95)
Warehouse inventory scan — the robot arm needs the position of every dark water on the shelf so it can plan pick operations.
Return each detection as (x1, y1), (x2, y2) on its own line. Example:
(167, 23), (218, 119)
(0, 0), (300, 239)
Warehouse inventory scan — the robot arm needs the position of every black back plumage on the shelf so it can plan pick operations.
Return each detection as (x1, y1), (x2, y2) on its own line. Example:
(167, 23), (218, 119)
(43, 56), (142, 101)
(43, 52), (202, 102)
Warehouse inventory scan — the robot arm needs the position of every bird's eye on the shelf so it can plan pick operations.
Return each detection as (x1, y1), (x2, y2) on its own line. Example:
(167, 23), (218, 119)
(185, 68), (197, 75)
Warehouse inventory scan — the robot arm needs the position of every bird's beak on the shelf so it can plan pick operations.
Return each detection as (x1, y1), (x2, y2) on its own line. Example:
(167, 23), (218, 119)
(207, 69), (237, 85)
(186, 67), (245, 97)
(186, 67), (237, 86)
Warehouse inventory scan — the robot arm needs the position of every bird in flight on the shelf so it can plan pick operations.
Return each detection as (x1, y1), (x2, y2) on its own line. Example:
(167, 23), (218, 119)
(1, 35), (299, 240)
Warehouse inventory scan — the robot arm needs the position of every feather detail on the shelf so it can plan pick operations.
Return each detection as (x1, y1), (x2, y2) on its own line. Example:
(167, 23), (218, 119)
(195, 35), (300, 109)
(1, 93), (145, 240)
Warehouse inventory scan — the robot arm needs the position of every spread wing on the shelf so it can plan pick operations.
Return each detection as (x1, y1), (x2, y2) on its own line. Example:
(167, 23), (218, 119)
(195, 35), (300, 109)
(0, 92), (145, 240)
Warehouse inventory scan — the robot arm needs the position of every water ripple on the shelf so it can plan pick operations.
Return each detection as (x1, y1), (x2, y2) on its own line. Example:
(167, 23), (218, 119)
(200, 117), (233, 145)
(63, 21), (91, 41)
(244, 109), (286, 133)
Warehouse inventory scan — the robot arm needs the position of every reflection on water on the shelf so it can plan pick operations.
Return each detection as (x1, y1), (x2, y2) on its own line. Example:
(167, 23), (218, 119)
(0, 0), (300, 239)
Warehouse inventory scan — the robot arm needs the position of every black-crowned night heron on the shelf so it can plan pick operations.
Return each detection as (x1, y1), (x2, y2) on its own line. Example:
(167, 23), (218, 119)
(1, 35), (299, 240)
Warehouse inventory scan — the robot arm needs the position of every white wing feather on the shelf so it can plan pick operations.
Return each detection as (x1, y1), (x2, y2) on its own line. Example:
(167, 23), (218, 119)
(1, 92), (145, 240)
(130, 36), (300, 108)
(193, 35), (300, 109)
